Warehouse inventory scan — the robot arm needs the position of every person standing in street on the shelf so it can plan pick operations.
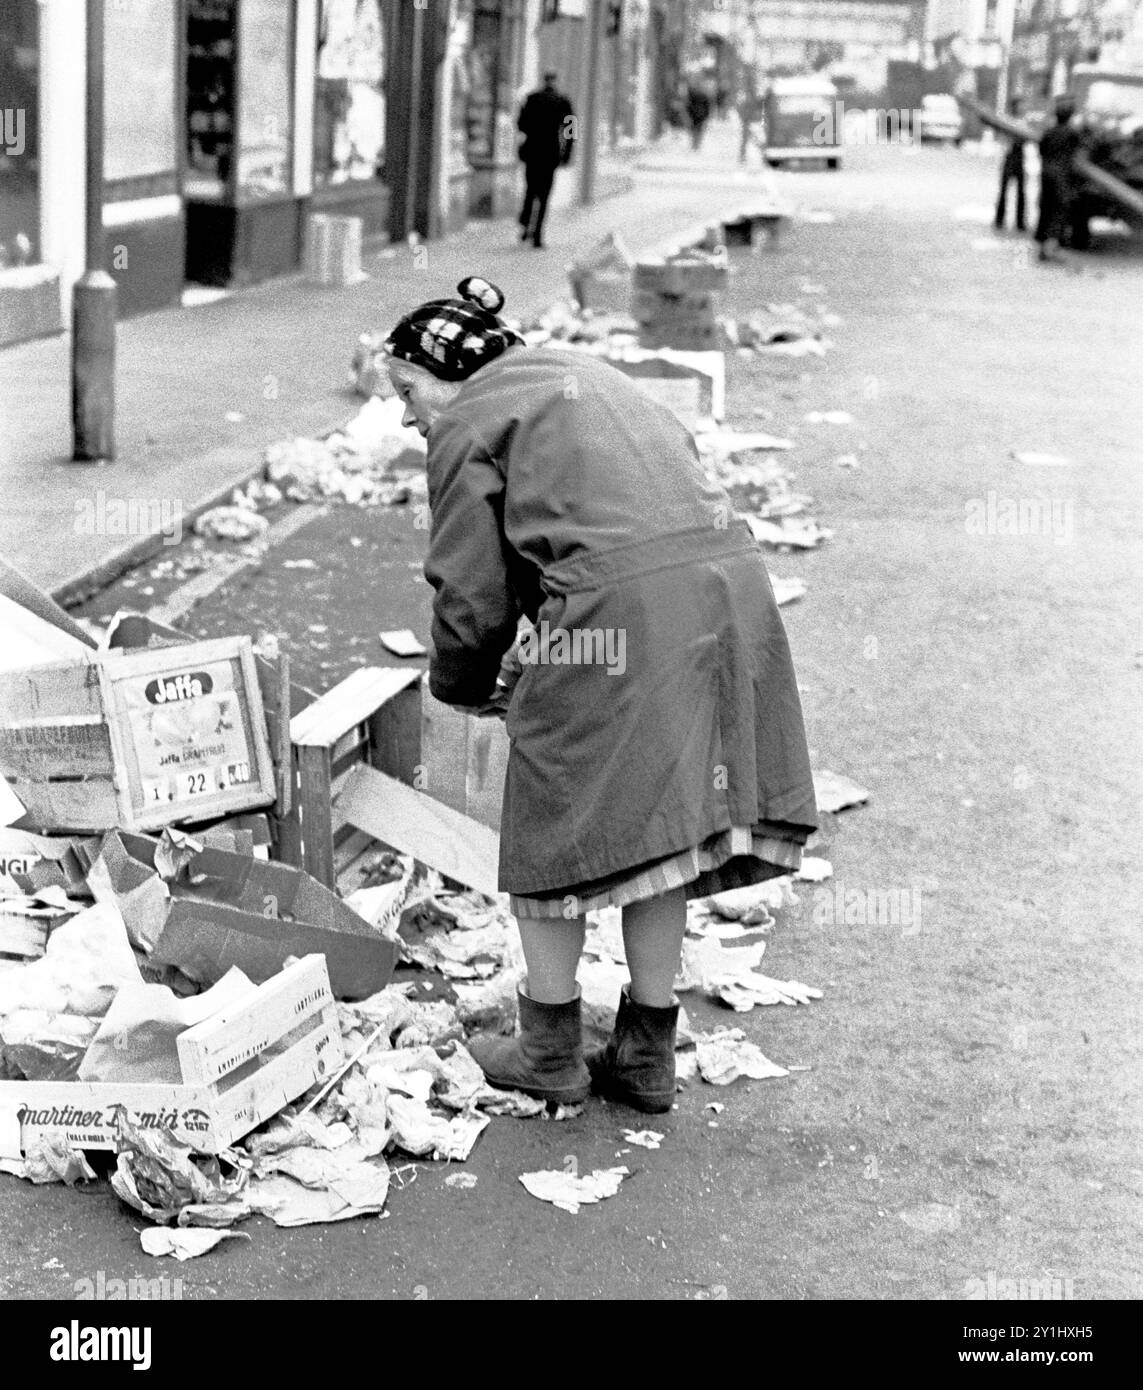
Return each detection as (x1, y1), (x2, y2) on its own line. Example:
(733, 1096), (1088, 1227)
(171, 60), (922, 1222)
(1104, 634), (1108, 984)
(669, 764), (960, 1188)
(994, 97), (1027, 232)
(1035, 98), (1083, 262)
(686, 78), (713, 151)
(516, 71), (575, 250)
(737, 83), (765, 165)
(382, 276), (817, 1115)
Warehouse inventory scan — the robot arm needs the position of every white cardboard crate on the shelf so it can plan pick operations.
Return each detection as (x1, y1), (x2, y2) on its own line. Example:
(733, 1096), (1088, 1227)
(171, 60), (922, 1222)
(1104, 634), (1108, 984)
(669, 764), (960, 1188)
(0, 955), (343, 1157)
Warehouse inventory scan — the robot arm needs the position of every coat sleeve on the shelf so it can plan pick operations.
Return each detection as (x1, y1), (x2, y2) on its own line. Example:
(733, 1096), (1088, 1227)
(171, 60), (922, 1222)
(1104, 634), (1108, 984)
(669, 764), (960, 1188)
(423, 419), (521, 707)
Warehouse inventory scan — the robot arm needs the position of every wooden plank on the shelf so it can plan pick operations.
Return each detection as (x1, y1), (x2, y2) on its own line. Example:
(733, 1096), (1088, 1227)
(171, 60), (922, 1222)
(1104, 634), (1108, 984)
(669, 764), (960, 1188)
(296, 743), (335, 887)
(176, 956), (334, 1087)
(5, 777), (120, 833)
(334, 763), (500, 898)
(419, 682), (468, 814)
(369, 682), (421, 784)
(465, 716), (509, 832)
(207, 1015), (343, 1148)
(0, 916), (48, 957)
(290, 667), (422, 748)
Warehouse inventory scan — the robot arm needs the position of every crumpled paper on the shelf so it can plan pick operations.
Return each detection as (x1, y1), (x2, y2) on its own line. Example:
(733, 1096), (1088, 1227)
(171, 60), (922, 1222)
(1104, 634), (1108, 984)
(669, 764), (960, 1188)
(813, 770), (870, 813)
(78, 967), (256, 1083)
(695, 1029), (789, 1085)
(248, 1141), (391, 1227)
(109, 1109), (250, 1227)
(0, 901), (141, 1020)
(386, 1095), (489, 1161)
(519, 1166), (630, 1214)
(140, 1227), (250, 1260)
(0, 1135), (97, 1185)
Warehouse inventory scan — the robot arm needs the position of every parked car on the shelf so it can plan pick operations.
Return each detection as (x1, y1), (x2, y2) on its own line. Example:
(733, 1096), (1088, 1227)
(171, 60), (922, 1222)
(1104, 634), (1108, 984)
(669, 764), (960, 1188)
(918, 94), (964, 146)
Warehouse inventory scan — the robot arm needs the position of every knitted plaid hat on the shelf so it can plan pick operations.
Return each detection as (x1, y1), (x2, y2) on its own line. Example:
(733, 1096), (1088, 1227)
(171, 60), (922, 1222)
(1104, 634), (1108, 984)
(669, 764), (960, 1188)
(384, 276), (523, 382)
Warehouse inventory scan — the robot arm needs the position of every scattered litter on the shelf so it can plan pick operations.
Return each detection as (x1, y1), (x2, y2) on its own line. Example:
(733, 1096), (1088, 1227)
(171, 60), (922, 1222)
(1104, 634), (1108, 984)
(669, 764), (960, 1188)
(110, 1111), (250, 1227)
(282, 558), (319, 570)
(519, 1166), (629, 1214)
(140, 1227), (250, 1260)
(745, 515), (833, 550)
(444, 1171), (478, 1190)
(795, 857), (833, 882)
(813, 770), (870, 813)
(899, 1202), (961, 1235)
(379, 629), (428, 658)
(621, 1129), (664, 1150)
(1010, 450), (1072, 468)
(769, 576), (808, 607)
(695, 1030), (789, 1085)
(0, 1136), (97, 1185)
(224, 411), (245, 423)
(193, 506), (269, 543)
(804, 410), (853, 425)
(704, 1103), (725, 1114)
(836, 453), (861, 468)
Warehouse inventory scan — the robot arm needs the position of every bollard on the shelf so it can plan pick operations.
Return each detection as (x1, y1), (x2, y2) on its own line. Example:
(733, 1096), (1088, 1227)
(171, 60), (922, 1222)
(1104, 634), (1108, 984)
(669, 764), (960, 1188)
(72, 270), (117, 462)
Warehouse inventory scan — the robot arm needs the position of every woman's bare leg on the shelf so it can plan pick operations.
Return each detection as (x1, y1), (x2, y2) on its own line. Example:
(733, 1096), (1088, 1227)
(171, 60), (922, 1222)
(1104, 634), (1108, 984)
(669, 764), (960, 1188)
(516, 915), (586, 1003)
(622, 887), (687, 1006)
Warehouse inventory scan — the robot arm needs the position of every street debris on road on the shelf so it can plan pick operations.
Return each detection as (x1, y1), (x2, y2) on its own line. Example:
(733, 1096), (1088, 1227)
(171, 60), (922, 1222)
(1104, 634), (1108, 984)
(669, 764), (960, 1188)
(694, 1030), (789, 1085)
(813, 770), (871, 814)
(622, 1129), (665, 1149)
(140, 1227), (250, 1260)
(379, 629), (428, 658)
(518, 1165), (630, 1214)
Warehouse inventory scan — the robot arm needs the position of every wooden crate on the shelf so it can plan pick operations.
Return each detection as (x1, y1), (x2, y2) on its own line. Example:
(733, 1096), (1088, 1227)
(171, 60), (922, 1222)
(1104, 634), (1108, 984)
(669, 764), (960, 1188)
(0, 636), (276, 834)
(280, 669), (506, 896)
(0, 956), (342, 1156)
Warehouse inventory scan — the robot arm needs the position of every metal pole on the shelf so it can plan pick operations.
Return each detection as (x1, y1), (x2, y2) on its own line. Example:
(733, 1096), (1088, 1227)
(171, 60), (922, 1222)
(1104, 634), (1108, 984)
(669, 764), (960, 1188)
(579, 0), (605, 204)
(72, 0), (116, 462)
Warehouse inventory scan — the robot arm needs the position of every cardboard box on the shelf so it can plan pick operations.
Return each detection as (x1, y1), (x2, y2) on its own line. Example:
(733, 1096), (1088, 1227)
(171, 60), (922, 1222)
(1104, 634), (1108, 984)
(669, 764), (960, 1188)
(89, 832), (400, 1001)
(0, 955), (342, 1155)
(0, 636), (276, 834)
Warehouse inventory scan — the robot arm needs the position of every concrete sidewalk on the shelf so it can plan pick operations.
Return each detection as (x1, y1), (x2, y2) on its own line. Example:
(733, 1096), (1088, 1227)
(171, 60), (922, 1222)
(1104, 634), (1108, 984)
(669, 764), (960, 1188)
(0, 122), (774, 604)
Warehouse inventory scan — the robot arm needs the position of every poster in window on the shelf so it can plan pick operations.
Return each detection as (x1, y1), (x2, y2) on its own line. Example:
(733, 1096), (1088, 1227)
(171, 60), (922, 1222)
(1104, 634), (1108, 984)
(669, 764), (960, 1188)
(104, 0), (178, 185)
(237, 0), (293, 200)
(314, 0), (386, 185)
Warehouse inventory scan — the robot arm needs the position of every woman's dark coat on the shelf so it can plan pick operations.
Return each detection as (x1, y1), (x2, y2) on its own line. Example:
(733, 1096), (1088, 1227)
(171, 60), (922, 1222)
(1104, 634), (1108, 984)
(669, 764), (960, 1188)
(423, 347), (818, 895)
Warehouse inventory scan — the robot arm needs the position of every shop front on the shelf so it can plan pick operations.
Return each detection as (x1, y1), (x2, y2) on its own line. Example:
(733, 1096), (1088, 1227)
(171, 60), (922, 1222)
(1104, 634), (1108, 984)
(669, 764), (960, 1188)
(184, 0), (302, 287)
(309, 0), (392, 238)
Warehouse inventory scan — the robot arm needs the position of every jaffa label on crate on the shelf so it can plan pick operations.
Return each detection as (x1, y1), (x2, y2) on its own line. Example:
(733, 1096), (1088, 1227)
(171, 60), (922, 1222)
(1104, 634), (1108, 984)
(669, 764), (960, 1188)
(118, 657), (257, 808)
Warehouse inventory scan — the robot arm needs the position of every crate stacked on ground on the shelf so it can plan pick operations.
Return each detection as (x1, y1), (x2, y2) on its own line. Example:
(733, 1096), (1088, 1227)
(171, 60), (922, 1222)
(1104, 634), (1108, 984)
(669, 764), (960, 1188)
(631, 245), (730, 351)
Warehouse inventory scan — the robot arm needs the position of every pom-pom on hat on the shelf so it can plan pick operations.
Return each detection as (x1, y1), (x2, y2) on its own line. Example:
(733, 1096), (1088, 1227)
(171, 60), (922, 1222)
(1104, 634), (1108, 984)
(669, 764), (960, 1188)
(384, 276), (523, 382)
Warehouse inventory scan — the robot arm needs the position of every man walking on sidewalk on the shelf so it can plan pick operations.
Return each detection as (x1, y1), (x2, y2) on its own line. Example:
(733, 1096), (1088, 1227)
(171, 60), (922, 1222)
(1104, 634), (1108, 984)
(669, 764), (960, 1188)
(517, 72), (575, 250)
(994, 97), (1027, 232)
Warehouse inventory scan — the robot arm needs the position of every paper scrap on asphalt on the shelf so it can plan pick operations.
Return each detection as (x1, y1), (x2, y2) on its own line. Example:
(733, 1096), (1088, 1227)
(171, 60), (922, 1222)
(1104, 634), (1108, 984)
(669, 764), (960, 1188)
(695, 1030), (789, 1085)
(813, 769), (871, 813)
(518, 1166), (630, 1213)
(704, 879), (796, 922)
(745, 515), (833, 549)
(621, 1130), (665, 1150)
(836, 453), (861, 468)
(282, 558), (318, 569)
(770, 576), (808, 607)
(444, 1172), (478, 1189)
(140, 1227), (250, 1260)
(379, 628), (428, 658)
(795, 857), (833, 882)
(804, 410), (854, 425)
(1010, 450), (1072, 467)
(193, 505), (269, 542)
(704, 1103), (725, 1114)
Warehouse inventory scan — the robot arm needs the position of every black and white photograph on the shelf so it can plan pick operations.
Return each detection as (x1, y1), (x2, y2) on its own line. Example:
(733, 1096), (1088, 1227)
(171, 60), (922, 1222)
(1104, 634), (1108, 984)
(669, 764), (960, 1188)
(0, 0), (1138, 1345)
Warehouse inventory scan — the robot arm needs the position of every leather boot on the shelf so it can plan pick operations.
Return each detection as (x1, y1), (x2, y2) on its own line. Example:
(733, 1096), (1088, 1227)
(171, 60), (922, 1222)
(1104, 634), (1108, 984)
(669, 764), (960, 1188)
(468, 987), (590, 1105)
(587, 987), (679, 1114)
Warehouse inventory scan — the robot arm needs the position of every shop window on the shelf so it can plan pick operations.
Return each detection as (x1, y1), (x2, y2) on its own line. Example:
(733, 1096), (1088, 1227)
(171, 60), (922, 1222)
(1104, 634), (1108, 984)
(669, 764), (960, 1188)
(187, 0), (237, 200)
(314, 0), (386, 186)
(104, 0), (178, 198)
(236, 0), (293, 199)
(0, 0), (40, 265)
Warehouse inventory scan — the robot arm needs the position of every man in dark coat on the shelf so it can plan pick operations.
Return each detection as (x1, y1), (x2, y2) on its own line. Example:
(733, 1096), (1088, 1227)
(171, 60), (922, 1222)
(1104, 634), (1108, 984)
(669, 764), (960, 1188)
(685, 80), (713, 150)
(994, 97), (1027, 231)
(516, 71), (575, 250)
(1035, 98), (1083, 261)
